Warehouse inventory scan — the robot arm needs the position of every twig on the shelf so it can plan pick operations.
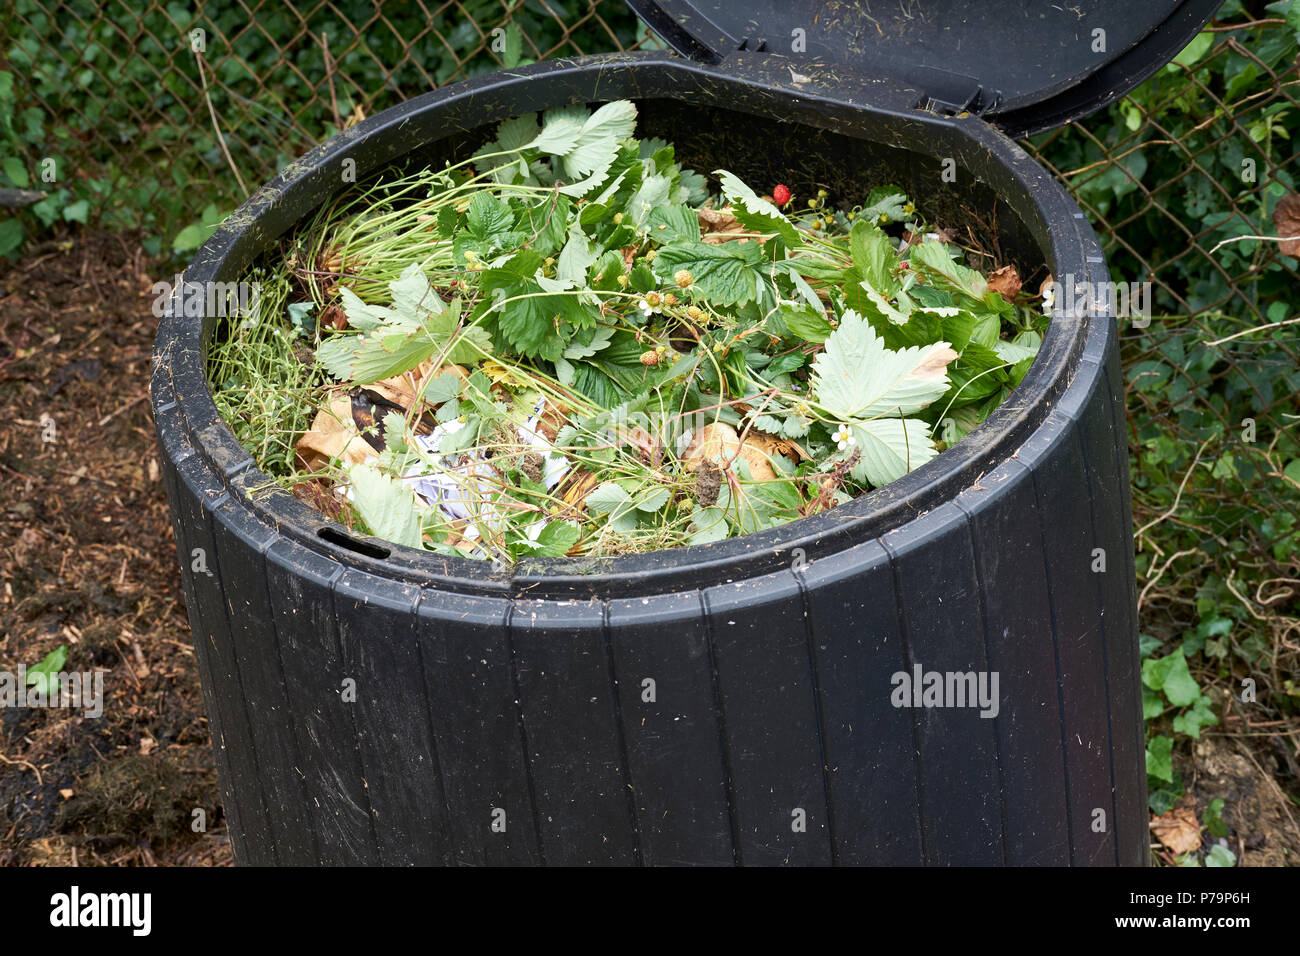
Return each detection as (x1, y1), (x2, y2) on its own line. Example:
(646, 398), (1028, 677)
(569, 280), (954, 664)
(1133, 437), (1211, 548)
(98, 393), (147, 427)
(193, 48), (248, 196)
(1138, 548), (1199, 614)
(1208, 233), (1300, 255)
(0, 752), (43, 786)
(1204, 315), (1300, 347)
(321, 31), (341, 132)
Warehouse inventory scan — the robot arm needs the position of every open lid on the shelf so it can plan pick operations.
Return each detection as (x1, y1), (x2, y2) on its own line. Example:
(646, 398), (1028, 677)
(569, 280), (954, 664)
(627, 0), (1223, 137)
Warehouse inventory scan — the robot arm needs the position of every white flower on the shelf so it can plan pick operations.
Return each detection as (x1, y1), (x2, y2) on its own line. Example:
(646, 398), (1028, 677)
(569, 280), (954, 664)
(638, 299), (654, 317)
(832, 426), (854, 451)
(1041, 286), (1056, 314)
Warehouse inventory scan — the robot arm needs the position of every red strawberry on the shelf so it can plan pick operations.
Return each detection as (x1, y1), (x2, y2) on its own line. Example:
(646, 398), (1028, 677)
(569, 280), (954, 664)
(773, 183), (791, 206)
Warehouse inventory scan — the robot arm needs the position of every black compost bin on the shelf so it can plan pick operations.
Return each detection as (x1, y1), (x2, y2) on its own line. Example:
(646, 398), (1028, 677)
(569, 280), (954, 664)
(152, 0), (1220, 866)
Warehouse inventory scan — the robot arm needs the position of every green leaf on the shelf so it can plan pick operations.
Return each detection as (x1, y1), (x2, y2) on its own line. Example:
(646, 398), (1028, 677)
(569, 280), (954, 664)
(910, 240), (989, 299)
(317, 327), (435, 385)
(466, 192), (515, 243)
(530, 105), (587, 156)
(0, 217), (23, 256)
(336, 285), (396, 332)
(556, 154), (615, 197)
(714, 168), (801, 245)
(482, 256), (592, 361)
(779, 304), (832, 343)
(635, 486), (671, 512)
(1142, 685), (1165, 720)
(318, 293), (488, 383)
(1202, 798), (1229, 839)
(848, 417), (940, 487)
(1172, 694), (1218, 739)
(172, 220), (211, 253)
(861, 186), (909, 223)
(1172, 31), (1213, 68)
(527, 521), (580, 557)
(1146, 734), (1174, 783)
(346, 463), (424, 549)
(688, 506), (729, 544)
(812, 311), (955, 420)
(389, 263), (444, 316)
(647, 204), (700, 243)
(26, 645), (68, 695)
(587, 480), (634, 517)
(557, 225), (597, 285)
(61, 198), (90, 224)
(1142, 651), (1202, 707)
(533, 101), (638, 180)
(562, 324), (615, 359)
(500, 23), (525, 68)
(422, 371), (462, 405)
(849, 218), (897, 294)
(652, 240), (764, 306)
(1204, 844), (1236, 867)
(2, 156), (29, 188)
(493, 113), (541, 152)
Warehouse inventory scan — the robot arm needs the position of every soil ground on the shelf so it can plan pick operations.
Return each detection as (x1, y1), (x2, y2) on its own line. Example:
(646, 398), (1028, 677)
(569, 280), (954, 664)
(0, 232), (1294, 866)
(1, 234), (230, 866)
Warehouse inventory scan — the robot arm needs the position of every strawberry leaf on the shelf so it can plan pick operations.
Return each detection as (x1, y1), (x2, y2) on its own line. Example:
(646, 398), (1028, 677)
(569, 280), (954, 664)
(715, 168), (802, 246)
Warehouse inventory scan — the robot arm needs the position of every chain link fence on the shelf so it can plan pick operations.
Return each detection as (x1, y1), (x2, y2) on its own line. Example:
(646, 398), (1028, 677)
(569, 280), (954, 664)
(3, 3), (1296, 723)
(1, 1), (646, 229)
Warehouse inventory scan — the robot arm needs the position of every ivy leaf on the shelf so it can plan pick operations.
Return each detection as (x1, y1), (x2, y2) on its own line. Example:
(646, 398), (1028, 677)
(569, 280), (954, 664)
(652, 240), (764, 306)
(848, 417), (940, 486)
(1142, 651), (1202, 707)
(1172, 695), (1218, 739)
(346, 463), (424, 549)
(812, 310), (956, 420)
(714, 168), (801, 246)
(1146, 734), (1174, 783)
(1204, 844), (1236, 867)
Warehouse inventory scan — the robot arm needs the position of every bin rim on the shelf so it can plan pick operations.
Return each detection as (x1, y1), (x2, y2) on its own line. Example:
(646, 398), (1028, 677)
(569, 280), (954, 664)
(152, 51), (1113, 599)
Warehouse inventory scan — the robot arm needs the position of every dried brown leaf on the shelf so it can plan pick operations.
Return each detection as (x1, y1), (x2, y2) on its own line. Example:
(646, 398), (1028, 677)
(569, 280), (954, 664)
(1272, 193), (1300, 258)
(1150, 806), (1202, 856)
(987, 264), (1022, 299)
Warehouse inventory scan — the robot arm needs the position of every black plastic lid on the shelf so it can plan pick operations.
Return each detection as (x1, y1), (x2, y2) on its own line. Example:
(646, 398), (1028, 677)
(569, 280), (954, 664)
(627, 0), (1223, 137)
